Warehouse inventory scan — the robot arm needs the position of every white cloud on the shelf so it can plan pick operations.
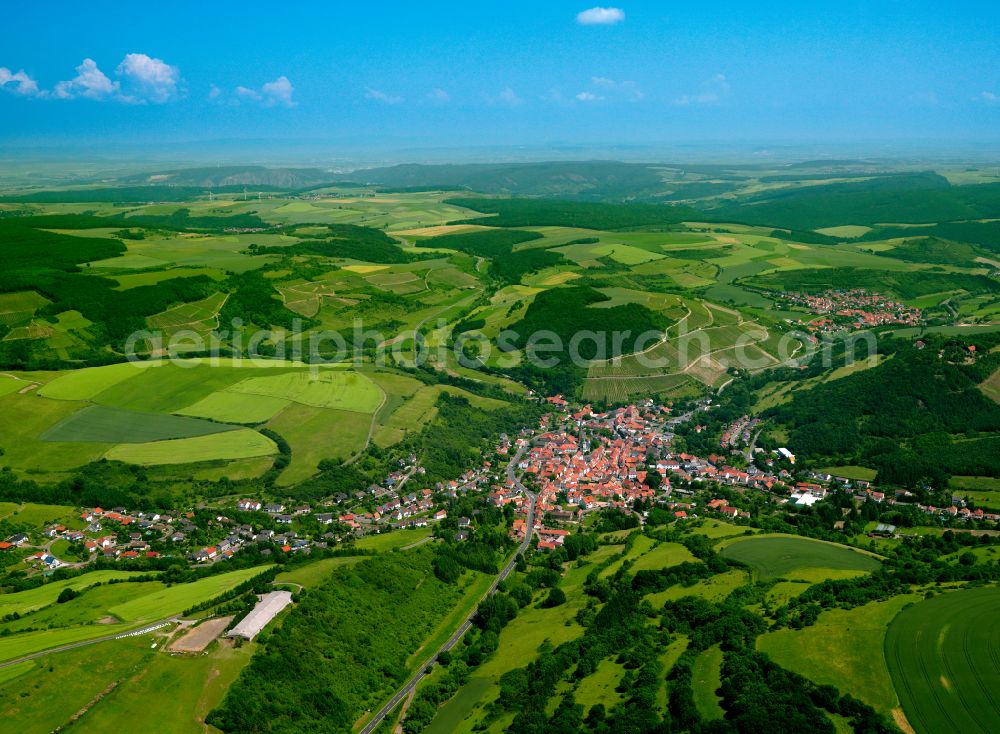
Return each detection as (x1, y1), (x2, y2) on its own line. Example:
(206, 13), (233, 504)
(426, 87), (450, 103)
(977, 91), (998, 104)
(573, 76), (642, 103)
(225, 77), (295, 107)
(4, 56), (298, 108)
(576, 7), (625, 25)
(262, 76), (295, 107)
(54, 58), (120, 100)
(235, 85), (261, 102)
(366, 88), (403, 104)
(619, 80), (644, 101)
(488, 87), (523, 106)
(675, 73), (729, 105)
(0, 67), (41, 97)
(539, 88), (566, 103)
(116, 53), (180, 103)
(49, 54), (182, 103)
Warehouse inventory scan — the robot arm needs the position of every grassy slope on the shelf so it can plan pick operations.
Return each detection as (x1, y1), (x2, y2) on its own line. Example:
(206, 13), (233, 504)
(0, 571), (145, 617)
(0, 638), (155, 734)
(691, 645), (725, 721)
(757, 594), (918, 715)
(74, 642), (254, 734)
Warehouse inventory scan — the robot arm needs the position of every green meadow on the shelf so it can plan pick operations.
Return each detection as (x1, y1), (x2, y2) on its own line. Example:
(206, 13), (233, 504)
(758, 594), (918, 715)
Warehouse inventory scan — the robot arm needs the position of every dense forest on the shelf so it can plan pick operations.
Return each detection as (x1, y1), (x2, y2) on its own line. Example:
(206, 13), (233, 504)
(248, 223), (418, 264)
(859, 221), (1000, 254)
(767, 334), (1000, 486)
(208, 547), (466, 733)
(871, 236), (987, 265)
(745, 266), (998, 300)
(508, 285), (668, 361)
(711, 174), (1000, 229)
(340, 160), (670, 200)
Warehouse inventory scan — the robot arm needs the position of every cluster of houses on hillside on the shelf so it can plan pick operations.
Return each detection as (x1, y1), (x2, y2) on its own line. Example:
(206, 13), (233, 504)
(9, 384), (1000, 577)
(490, 398), (1000, 537)
(720, 415), (760, 449)
(779, 288), (922, 332)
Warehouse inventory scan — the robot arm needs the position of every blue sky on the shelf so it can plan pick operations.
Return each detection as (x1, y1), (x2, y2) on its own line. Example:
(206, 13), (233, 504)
(2, 1), (999, 152)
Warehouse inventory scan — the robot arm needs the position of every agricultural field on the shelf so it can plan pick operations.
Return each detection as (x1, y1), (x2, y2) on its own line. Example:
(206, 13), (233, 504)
(265, 403), (368, 483)
(41, 404), (237, 443)
(885, 587), (1000, 734)
(352, 526), (434, 552)
(146, 290), (229, 342)
(581, 295), (791, 402)
(226, 369), (383, 412)
(0, 290), (49, 327)
(628, 541), (698, 571)
(0, 357), (479, 479)
(104, 428), (278, 465)
(1, 161), (1000, 734)
(718, 535), (882, 580)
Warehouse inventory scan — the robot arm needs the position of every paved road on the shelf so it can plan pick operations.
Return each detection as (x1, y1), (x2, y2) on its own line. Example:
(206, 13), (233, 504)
(358, 442), (536, 734)
(743, 428), (763, 463)
(0, 617), (178, 670)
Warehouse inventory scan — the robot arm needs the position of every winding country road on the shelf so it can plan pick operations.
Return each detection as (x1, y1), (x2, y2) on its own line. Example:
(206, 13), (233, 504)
(358, 442), (536, 734)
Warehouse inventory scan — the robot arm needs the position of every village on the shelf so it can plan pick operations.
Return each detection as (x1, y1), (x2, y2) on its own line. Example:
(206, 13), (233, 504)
(777, 288), (923, 333)
(6, 391), (999, 576)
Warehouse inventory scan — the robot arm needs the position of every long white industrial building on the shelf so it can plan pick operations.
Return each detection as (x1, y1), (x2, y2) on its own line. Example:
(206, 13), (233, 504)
(227, 590), (293, 641)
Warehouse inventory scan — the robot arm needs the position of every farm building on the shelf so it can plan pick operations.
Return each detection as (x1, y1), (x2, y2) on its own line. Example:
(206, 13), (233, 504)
(227, 590), (293, 641)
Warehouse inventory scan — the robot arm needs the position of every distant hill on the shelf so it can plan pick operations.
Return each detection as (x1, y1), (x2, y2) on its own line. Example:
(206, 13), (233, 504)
(120, 165), (337, 189)
(710, 174), (1000, 229)
(336, 161), (668, 200)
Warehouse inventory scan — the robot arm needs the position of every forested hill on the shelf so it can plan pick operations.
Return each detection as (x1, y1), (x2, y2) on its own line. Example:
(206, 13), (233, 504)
(766, 334), (1000, 487)
(709, 174), (1000, 230)
(337, 161), (669, 200)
